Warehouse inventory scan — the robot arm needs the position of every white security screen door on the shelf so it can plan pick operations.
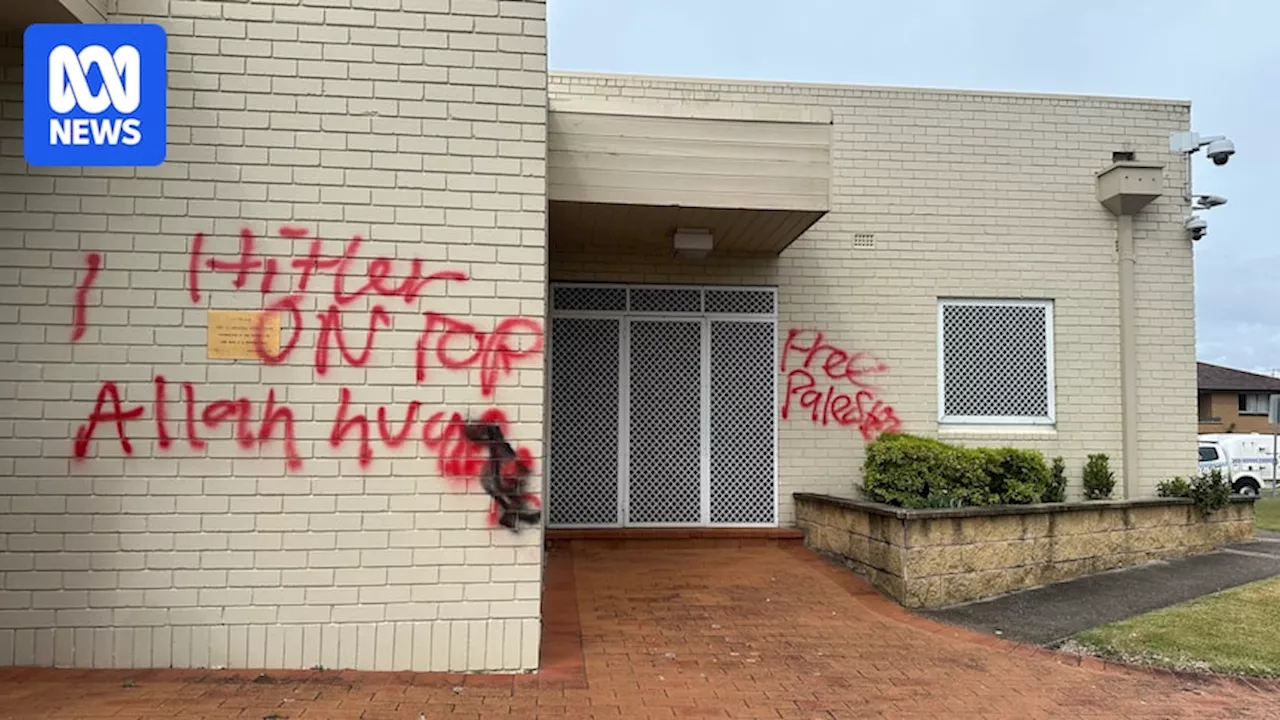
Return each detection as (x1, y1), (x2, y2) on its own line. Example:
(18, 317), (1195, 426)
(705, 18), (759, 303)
(627, 318), (703, 524)
(709, 320), (776, 524)
(547, 284), (777, 528)
(547, 315), (621, 526)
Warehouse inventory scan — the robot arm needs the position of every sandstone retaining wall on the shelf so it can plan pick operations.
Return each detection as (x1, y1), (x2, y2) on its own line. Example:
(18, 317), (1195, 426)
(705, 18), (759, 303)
(794, 493), (1256, 608)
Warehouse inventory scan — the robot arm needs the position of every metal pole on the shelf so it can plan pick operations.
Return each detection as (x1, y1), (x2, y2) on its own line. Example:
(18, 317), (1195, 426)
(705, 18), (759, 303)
(1271, 394), (1280, 497)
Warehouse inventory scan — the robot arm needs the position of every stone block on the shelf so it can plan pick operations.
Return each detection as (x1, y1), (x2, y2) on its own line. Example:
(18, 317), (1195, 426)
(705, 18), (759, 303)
(1056, 508), (1126, 535)
(1047, 533), (1103, 562)
(1019, 513), (1051, 539)
(842, 508), (872, 536)
(866, 539), (904, 576)
(904, 517), (955, 547)
(829, 526), (852, 555)
(868, 514), (906, 547)
(1225, 520), (1255, 543)
(867, 568), (905, 605)
(906, 566), (1036, 608)
(962, 515), (1026, 543)
(846, 533), (870, 565)
(905, 539), (1041, 577)
(1131, 504), (1186, 529)
(1127, 527), (1176, 553)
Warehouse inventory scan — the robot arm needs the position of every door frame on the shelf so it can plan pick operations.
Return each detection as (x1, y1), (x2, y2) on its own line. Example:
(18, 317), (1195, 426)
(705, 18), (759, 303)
(545, 282), (779, 529)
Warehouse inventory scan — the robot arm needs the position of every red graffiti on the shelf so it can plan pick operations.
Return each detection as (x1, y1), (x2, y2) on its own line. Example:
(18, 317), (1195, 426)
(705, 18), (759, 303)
(260, 388), (302, 471)
(154, 375), (173, 450)
(207, 227), (261, 291)
(192, 226), (470, 308)
(74, 376), (537, 520)
(73, 381), (146, 458)
(780, 329), (901, 442)
(73, 224), (547, 531)
(255, 293), (301, 365)
(314, 303), (391, 376)
(416, 313), (545, 398)
(189, 227), (542, 386)
(182, 381), (206, 451)
(188, 232), (204, 304)
(377, 401), (421, 449)
(70, 252), (101, 342)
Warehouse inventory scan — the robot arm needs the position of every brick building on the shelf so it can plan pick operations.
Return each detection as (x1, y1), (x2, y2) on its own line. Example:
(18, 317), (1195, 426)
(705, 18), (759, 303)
(1, 0), (1203, 673)
(1198, 361), (1280, 434)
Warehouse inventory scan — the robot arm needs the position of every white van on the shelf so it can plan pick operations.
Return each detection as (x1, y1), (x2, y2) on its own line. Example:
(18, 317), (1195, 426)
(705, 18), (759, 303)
(1198, 433), (1278, 496)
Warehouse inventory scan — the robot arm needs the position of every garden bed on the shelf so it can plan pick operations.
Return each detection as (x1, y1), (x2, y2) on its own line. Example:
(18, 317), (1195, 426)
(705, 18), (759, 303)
(794, 493), (1257, 609)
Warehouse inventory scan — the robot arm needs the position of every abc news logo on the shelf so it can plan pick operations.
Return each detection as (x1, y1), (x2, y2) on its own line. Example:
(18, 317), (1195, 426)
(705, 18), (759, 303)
(24, 23), (167, 168)
(48, 44), (144, 147)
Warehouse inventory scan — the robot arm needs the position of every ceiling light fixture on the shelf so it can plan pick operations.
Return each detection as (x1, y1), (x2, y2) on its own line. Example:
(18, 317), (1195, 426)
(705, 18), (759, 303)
(672, 228), (714, 260)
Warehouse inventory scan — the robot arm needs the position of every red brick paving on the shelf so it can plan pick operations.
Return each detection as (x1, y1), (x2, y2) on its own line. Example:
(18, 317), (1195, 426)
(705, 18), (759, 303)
(2, 537), (1279, 719)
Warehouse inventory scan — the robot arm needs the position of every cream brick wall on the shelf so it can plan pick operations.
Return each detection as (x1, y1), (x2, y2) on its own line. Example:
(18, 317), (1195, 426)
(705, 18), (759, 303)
(0, 0), (548, 672)
(547, 72), (1197, 524)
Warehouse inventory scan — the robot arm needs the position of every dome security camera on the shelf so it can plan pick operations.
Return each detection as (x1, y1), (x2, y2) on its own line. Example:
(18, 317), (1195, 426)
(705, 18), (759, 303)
(1207, 138), (1235, 166)
(1185, 215), (1208, 241)
(1169, 131), (1236, 167)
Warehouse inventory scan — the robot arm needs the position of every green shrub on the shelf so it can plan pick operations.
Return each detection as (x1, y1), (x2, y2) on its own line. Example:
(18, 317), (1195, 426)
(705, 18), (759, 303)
(1157, 476), (1192, 498)
(976, 447), (1053, 505)
(862, 433), (992, 509)
(1082, 453), (1115, 500)
(1160, 469), (1231, 516)
(862, 433), (1053, 508)
(1044, 456), (1068, 503)
(1191, 469), (1232, 514)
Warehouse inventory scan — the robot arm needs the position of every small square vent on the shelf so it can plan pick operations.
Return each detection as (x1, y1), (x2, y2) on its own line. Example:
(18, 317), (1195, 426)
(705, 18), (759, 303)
(852, 233), (876, 250)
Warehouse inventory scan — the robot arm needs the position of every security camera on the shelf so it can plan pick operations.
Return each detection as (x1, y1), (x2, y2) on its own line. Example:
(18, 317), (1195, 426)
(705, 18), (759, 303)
(1206, 138), (1235, 165)
(1170, 131), (1236, 166)
(1194, 194), (1228, 210)
(1185, 215), (1208, 241)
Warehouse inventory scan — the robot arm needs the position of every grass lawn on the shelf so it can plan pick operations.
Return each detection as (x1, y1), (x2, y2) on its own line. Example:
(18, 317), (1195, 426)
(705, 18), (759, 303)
(1071, 576), (1280, 677)
(1256, 497), (1280, 532)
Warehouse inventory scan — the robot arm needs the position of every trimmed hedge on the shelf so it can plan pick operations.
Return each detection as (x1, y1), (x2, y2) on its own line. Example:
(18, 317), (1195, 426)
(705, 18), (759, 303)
(862, 433), (1058, 509)
(1157, 468), (1232, 516)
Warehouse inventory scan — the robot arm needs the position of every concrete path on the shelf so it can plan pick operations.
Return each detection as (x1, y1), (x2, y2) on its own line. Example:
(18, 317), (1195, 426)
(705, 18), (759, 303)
(4, 539), (1280, 719)
(922, 538), (1280, 646)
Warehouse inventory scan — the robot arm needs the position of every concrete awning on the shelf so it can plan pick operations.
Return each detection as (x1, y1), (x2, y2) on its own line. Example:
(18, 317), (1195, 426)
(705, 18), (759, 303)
(548, 97), (831, 256)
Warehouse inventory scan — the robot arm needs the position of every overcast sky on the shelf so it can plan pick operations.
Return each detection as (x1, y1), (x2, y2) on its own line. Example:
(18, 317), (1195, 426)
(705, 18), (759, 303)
(546, 0), (1280, 377)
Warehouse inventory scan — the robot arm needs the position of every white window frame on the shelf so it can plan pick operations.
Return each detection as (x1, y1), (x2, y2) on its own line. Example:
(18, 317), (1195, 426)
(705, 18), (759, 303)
(1238, 392), (1272, 416)
(936, 298), (1056, 427)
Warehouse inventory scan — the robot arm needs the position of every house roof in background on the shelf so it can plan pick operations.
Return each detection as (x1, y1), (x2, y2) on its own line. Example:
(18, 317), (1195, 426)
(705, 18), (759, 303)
(1197, 362), (1280, 392)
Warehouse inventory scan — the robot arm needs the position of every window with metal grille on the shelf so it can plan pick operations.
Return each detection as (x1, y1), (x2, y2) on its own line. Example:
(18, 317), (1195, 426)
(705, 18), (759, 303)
(553, 286), (626, 312)
(938, 299), (1055, 425)
(629, 287), (702, 314)
(705, 289), (774, 315)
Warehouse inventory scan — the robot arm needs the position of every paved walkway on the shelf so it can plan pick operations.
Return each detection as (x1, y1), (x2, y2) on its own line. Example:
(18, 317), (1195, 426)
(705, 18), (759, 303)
(924, 537), (1280, 644)
(2, 539), (1280, 719)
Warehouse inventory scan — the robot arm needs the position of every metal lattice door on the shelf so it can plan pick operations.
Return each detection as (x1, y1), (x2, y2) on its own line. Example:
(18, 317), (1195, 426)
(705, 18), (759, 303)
(547, 317), (622, 526)
(627, 319), (703, 525)
(709, 321), (776, 524)
(547, 284), (777, 528)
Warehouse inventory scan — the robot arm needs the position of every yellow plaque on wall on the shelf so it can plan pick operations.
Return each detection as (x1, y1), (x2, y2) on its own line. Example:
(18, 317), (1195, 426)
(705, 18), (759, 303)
(207, 310), (280, 360)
